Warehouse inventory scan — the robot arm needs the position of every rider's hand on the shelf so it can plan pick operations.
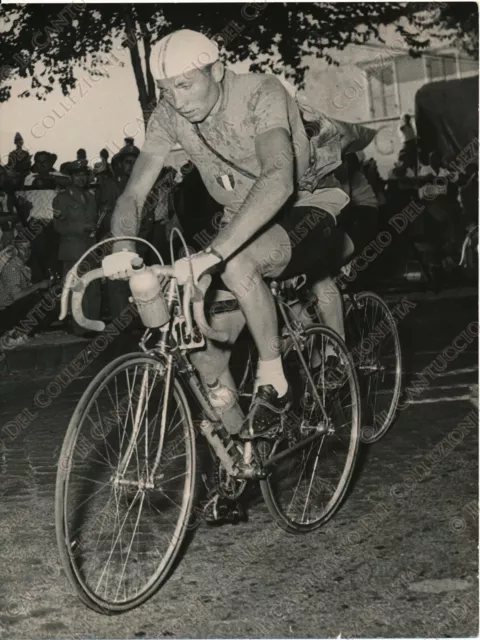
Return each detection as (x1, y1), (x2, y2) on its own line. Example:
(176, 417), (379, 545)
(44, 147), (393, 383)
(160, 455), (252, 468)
(174, 250), (222, 286)
(102, 250), (140, 280)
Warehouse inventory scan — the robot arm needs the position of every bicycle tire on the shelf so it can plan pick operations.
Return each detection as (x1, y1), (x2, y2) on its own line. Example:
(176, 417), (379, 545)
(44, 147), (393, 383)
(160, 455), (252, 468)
(345, 291), (402, 443)
(260, 324), (361, 533)
(55, 352), (196, 614)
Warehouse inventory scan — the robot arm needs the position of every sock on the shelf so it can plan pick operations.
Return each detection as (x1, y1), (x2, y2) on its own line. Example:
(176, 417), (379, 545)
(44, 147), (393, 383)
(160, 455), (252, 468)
(254, 356), (288, 397)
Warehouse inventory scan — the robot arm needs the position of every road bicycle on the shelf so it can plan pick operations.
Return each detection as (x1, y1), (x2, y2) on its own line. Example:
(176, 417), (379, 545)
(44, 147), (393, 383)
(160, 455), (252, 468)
(236, 270), (403, 445)
(54, 236), (361, 613)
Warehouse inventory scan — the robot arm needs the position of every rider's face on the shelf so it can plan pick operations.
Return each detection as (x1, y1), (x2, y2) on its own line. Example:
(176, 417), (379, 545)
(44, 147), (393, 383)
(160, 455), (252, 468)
(157, 64), (222, 123)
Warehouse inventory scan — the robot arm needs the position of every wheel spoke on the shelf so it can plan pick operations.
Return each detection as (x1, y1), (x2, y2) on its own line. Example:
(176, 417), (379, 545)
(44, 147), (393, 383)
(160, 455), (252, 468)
(261, 325), (360, 531)
(56, 357), (195, 611)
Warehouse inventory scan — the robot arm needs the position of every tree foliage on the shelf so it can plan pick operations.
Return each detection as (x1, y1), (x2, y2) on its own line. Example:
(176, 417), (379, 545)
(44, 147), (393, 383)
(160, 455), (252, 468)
(0, 2), (477, 126)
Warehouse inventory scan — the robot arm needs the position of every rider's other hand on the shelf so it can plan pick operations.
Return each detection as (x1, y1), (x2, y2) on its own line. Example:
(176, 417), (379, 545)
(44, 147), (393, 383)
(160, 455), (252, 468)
(174, 251), (221, 286)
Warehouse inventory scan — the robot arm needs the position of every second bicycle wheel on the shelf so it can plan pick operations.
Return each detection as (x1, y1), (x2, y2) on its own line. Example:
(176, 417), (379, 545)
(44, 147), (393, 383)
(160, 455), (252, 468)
(259, 325), (360, 533)
(345, 291), (402, 443)
(55, 353), (196, 613)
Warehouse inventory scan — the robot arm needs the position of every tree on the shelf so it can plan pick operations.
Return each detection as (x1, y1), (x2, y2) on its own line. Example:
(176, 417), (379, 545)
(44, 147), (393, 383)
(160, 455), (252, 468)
(0, 2), (477, 129)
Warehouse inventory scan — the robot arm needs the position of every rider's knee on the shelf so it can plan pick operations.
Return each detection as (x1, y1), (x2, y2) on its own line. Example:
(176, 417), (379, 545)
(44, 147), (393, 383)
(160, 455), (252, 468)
(221, 252), (257, 291)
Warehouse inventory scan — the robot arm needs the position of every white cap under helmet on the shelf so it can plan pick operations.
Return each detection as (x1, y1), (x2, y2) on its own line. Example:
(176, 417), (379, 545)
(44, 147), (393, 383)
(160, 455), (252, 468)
(150, 29), (219, 81)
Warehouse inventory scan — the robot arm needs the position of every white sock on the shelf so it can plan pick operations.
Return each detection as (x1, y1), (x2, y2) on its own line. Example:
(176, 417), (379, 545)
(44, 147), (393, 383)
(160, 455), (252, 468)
(254, 356), (288, 397)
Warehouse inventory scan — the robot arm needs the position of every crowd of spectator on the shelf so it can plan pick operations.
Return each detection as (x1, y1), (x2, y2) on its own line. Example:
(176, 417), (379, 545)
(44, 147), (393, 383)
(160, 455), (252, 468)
(361, 116), (478, 276)
(0, 131), (224, 345)
(0, 119), (476, 346)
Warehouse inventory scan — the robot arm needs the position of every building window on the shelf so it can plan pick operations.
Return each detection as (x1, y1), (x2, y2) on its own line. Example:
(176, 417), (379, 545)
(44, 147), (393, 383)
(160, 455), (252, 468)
(425, 56), (458, 81)
(366, 62), (398, 119)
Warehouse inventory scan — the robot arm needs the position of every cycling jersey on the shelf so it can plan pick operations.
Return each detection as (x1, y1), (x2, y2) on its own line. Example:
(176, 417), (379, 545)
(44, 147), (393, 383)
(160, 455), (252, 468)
(143, 70), (348, 225)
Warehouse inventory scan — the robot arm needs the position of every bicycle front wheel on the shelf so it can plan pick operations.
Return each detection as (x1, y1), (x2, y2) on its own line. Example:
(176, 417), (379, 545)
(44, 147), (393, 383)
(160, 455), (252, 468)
(260, 325), (361, 533)
(55, 353), (196, 613)
(345, 292), (402, 443)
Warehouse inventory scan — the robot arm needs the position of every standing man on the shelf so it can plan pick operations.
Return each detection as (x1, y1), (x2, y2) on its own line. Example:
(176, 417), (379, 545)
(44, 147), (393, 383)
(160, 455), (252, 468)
(398, 113), (417, 174)
(7, 132), (32, 188)
(96, 145), (141, 319)
(53, 161), (101, 335)
(0, 234), (51, 342)
(19, 151), (69, 281)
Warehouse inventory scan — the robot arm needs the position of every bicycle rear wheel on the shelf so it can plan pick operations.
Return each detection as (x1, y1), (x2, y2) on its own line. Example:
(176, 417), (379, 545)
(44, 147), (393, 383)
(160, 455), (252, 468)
(259, 325), (360, 533)
(55, 353), (196, 613)
(345, 291), (402, 443)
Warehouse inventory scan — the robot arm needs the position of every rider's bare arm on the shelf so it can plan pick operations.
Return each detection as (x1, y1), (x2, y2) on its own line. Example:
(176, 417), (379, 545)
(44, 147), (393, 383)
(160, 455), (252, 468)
(110, 152), (165, 250)
(212, 126), (295, 260)
(111, 101), (176, 251)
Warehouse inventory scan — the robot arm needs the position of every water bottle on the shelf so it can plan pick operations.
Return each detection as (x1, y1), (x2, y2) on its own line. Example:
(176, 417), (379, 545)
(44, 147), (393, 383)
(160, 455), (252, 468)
(129, 257), (170, 328)
(206, 380), (244, 435)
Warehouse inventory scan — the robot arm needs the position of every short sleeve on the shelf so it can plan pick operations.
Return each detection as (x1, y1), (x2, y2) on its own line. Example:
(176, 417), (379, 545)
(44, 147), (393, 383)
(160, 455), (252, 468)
(142, 101), (177, 157)
(250, 76), (291, 136)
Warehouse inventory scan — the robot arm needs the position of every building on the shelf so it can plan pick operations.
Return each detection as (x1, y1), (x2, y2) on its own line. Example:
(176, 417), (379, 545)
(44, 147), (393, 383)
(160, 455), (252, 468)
(301, 43), (478, 176)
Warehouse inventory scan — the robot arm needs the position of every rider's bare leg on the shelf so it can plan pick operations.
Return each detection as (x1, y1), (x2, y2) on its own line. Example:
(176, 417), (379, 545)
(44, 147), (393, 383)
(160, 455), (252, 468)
(221, 224), (291, 397)
(291, 233), (355, 366)
(310, 277), (345, 340)
(190, 292), (246, 389)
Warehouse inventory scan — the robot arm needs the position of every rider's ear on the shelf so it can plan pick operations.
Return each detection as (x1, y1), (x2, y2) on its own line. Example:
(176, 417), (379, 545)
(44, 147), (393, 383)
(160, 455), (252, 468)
(211, 61), (225, 83)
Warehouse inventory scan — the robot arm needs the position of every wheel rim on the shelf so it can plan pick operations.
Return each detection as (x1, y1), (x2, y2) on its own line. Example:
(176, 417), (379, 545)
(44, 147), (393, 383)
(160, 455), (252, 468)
(346, 294), (402, 441)
(264, 327), (359, 529)
(61, 360), (194, 608)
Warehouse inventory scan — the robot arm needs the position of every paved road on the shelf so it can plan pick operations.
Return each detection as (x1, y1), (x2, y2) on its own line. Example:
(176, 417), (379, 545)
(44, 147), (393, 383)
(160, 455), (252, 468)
(0, 294), (478, 639)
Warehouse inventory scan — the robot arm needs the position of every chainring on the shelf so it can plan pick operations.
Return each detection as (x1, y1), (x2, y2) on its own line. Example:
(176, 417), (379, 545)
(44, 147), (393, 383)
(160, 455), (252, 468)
(213, 458), (248, 500)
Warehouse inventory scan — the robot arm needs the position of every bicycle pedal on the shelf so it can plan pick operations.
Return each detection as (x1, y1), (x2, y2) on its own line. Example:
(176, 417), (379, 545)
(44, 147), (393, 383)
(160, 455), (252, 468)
(203, 495), (247, 526)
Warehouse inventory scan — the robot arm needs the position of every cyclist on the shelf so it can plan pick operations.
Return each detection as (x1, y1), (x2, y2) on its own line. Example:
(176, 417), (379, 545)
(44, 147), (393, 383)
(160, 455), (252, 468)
(186, 152), (380, 400)
(111, 29), (353, 439)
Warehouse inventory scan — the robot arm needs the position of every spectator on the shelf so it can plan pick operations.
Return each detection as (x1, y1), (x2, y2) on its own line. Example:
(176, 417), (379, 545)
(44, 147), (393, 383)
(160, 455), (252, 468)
(18, 151), (70, 282)
(97, 144), (140, 240)
(96, 144), (142, 320)
(76, 148), (88, 167)
(398, 114), (417, 173)
(458, 163), (478, 228)
(122, 137), (139, 154)
(7, 132), (32, 188)
(363, 158), (386, 208)
(0, 167), (20, 249)
(418, 150), (462, 265)
(93, 148), (112, 179)
(53, 161), (101, 335)
(0, 234), (50, 342)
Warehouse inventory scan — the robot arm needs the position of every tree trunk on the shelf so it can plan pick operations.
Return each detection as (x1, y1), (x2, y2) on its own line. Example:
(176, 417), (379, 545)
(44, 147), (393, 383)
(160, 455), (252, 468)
(123, 7), (157, 130)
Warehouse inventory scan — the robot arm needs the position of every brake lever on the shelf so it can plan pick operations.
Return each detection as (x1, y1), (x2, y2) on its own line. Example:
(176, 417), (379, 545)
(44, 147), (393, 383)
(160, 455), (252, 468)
(59, 267), (80, 321)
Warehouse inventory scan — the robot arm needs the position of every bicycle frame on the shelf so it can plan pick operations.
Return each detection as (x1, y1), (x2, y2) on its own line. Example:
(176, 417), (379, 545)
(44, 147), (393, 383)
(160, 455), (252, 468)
(119, 277), (332, 484)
